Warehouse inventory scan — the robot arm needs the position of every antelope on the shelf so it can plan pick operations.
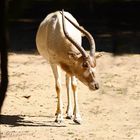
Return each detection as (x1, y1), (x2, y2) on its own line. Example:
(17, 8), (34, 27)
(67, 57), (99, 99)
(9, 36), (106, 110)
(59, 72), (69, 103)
(36, 10), (100, 124)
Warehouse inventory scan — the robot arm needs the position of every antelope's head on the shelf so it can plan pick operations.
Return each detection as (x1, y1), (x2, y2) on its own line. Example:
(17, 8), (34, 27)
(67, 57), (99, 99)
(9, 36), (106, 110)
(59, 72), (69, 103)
(61, 10), (100, 91)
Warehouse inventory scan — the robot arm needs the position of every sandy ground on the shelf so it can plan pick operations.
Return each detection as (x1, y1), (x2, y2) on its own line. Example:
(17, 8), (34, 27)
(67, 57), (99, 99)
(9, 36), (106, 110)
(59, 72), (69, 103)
(0, 52), (140, 140)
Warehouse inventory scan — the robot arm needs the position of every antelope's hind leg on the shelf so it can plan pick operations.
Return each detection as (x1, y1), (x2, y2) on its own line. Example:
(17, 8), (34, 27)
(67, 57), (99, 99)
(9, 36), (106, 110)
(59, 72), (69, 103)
(51, 64), (63, 123)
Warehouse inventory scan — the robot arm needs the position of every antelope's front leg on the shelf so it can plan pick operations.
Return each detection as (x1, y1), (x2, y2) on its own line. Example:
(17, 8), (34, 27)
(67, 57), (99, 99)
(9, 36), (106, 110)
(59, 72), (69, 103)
(71, 76), (82, 124)
(66, 74), (73, 119)
(51, 64), (63, 123)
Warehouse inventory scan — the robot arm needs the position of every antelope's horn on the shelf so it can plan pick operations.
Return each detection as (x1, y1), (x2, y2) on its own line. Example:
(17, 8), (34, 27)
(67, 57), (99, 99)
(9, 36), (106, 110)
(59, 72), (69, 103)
(62, 9), (88, 58)
(60, 10), (95, 56)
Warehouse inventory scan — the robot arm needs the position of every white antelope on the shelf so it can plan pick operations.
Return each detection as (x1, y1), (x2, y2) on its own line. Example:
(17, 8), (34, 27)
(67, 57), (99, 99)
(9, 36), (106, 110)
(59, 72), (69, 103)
(36, 10), (100, 124)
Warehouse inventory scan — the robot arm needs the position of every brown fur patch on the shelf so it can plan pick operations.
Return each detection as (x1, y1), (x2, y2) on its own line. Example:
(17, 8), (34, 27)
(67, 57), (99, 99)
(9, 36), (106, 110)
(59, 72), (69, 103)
(56, 85), (60, 94)
(60, 62), (72, 75)
(72, 84), (77, 92)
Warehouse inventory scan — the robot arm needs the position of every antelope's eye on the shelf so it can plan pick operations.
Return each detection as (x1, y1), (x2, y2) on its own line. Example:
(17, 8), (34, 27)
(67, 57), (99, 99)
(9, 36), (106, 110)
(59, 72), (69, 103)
(82, 62), (88, 68)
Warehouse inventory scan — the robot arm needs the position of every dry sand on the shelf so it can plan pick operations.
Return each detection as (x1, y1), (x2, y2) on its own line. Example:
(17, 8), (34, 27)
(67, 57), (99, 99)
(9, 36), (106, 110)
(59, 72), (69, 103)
(0, 52), (140, 140)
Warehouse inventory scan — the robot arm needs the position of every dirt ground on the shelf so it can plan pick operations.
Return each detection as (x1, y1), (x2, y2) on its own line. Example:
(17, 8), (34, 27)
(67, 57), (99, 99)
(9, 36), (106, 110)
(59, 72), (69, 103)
(0, 52), (140, 140)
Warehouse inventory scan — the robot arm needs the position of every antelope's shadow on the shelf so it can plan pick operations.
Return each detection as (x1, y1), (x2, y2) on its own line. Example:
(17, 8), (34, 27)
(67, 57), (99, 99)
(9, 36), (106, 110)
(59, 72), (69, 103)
(0, 114), (66, 127)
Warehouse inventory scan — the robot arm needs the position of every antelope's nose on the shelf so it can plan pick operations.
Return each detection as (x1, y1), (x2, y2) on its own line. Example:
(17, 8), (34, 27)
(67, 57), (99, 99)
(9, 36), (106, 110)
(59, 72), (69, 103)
(95, 82), (99, 90)
(89, 82), (99, 90)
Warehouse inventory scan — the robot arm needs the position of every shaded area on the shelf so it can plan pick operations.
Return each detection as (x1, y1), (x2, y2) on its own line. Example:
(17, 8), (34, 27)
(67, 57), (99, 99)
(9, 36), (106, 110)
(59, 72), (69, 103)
(8, 0), (140, 54)
(0, 115), (66, 127)
(0, 0), (9, 112)
(0, 115), (27, 126)
(9, 20), (140, 54)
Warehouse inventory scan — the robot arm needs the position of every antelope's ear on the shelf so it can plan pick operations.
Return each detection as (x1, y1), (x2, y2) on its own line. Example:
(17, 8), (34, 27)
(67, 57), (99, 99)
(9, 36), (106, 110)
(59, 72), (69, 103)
(95, 52), (103, 59)
(68, 51), (81, 60)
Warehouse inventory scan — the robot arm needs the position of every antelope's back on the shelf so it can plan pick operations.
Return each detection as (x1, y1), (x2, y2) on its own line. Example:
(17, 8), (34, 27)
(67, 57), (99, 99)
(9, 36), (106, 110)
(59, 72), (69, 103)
(36, 11), (82, 62)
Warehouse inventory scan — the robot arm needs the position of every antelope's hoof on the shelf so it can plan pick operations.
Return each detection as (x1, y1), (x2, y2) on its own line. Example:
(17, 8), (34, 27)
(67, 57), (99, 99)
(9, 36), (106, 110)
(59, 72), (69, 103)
(55, 119), (63, 124)
(55, 114), (63, 123)
(66, 115), (73, 119)
(73, 118), (82, 124)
